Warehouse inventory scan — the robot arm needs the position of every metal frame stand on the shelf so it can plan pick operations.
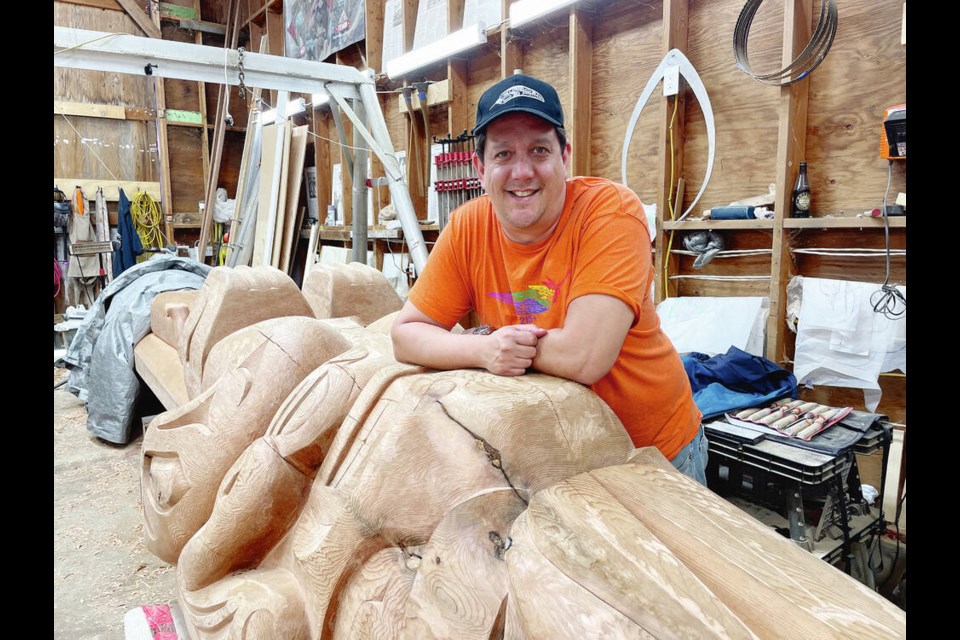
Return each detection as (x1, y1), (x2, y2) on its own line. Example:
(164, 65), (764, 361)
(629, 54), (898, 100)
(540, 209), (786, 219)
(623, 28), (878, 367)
(54, 26), (430, 275)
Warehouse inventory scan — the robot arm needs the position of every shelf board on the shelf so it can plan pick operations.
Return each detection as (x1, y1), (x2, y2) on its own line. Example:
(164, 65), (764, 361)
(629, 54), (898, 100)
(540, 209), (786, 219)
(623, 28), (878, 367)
(783, 216), (906, 229)
(304, 224), (441, 241)
(661, 219), (775, 230)
(661, 217), (907, 230)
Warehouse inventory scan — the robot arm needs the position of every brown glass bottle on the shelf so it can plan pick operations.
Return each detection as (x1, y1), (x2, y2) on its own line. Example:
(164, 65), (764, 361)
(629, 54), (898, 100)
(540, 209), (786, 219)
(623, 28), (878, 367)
(792, 162), (811, 218)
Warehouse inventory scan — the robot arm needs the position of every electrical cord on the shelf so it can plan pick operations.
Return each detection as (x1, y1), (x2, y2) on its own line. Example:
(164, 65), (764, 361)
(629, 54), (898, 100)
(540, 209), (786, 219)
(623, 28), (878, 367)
(131, 191), (166, 257)
(663, 95), (680, 300)
(871, 160), (906, 319)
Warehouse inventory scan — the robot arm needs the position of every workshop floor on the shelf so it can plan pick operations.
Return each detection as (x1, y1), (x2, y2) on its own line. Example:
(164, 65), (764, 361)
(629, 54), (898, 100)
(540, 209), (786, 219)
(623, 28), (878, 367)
(53, 366), (178, 639)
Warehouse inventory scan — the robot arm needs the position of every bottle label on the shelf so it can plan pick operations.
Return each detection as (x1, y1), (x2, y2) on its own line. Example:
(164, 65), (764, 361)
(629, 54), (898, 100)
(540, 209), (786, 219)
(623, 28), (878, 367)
(794, 192), (810, 211)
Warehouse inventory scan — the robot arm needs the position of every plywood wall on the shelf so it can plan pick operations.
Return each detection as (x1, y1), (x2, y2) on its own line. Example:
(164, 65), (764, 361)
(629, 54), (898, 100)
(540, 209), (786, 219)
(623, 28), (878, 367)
(591, 1), (662, 203)
(681, 0), (782, 214)
(54, 1), (159, 184)
(806, 0), (906, 214)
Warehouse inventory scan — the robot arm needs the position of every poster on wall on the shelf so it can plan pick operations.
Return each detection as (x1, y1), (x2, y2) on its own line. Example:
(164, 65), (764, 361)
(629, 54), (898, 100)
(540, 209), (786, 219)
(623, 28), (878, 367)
(284, 0), (366, 62)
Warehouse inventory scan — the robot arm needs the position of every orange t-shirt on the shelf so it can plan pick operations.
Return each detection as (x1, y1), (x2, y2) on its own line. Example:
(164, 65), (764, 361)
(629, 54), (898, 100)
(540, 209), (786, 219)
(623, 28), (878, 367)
(408, 177), (702, 460)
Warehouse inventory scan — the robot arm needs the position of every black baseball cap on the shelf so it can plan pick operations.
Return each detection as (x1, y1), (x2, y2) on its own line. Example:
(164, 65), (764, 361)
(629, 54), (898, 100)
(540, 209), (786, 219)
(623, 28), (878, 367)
(473, 74), (565, 134)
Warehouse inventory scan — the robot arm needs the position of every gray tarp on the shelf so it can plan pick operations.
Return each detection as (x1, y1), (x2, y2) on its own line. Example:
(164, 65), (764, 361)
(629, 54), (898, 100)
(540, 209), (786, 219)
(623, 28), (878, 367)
(63, 255), (211, 444)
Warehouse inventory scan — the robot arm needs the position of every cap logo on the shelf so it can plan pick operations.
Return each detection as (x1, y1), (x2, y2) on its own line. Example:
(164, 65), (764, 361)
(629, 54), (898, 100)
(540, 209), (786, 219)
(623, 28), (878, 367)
(493, 85), (545, 106)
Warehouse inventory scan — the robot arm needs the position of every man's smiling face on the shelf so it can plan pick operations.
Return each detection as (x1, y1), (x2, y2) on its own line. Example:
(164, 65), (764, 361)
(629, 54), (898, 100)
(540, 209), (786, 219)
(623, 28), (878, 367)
(474, 112), (571, 245)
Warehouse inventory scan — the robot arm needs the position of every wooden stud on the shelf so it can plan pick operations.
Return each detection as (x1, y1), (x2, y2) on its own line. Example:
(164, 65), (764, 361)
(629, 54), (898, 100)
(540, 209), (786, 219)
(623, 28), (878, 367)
(58, 0), (122, 10)
(653, 0), (689, 304)
(115, 0), (162, 39)
(568, 7), (593, 176)
(766, 0), (812, 364)
(365, 0), (386, 76)
(149, 6), (175, 244)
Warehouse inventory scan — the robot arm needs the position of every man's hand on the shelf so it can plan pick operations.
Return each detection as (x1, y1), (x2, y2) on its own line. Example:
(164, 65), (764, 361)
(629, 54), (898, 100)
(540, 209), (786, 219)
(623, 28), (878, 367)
(483, 325), (547, 376)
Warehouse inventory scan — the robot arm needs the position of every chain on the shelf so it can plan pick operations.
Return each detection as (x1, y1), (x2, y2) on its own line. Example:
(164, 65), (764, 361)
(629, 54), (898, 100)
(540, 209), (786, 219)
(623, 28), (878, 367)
(237, 46), (246, 99)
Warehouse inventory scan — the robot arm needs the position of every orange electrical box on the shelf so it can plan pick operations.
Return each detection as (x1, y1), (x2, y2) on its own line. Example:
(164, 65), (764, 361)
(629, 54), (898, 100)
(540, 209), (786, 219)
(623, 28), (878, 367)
(880, 103), (906, 160)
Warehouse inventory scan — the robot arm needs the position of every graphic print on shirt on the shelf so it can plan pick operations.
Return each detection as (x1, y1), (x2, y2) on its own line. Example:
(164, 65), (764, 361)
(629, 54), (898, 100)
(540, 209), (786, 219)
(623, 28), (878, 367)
(488, 270), (571, 323)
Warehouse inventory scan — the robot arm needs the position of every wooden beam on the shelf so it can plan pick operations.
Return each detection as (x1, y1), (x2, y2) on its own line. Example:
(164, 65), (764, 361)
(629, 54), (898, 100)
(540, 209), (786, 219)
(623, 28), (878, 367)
(193, 0), (211, 218)
(116, 0), (162, 38)
(447, 59), (468, 137)
(242, 0), (282, 29)
(398, 79), (451, 113)
(58, 0), (122, 10)
(54, 178), (161, 201)
(569, 7), (592, 176)
(199, 0), (242, 261)
(766, 0), (812, 364)
(54, 100), (157, 120)
(150, 6), (175, 244)
(653, 0), (689, 304)
(403, 0), (418, 53)
(365, 0), (386, 76)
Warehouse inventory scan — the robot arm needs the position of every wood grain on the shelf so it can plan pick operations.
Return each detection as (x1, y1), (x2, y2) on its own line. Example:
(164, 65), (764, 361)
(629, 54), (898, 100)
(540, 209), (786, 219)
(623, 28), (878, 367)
(519, 473), (758, 639)
(333, 547), (415, 640)
(506, 511), (656, 640)
(591, 461), (907, 638)
(402, 490), (526, 640)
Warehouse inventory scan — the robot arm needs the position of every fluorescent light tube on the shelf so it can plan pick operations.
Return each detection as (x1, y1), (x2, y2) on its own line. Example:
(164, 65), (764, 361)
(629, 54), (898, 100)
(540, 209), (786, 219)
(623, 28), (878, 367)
(509, 0), (581, 28)
(386, 23), (487, 79)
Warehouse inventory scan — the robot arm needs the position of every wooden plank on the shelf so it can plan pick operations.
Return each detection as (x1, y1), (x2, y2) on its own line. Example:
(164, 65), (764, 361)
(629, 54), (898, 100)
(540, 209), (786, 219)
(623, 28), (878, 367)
(314, 109), (333, 220)
(58, 0), (122, 10)
(199, 0), (242, 260)
(116, 0), (162, 38)
(280, 125), (309, 273)
(663, 219), (775, 231)
(134, 333), (189, 411)
(512, 473), (759, 638)
(166, 125), (205, 221)
(365, 0), (386, 76)
(54, 100), (126, 120)
(54, 178), (161, 201)
(270, 122), (293, 269)
(654, 0), (689, 303)
(254, 123), (281, 266)
(193, 0), (212, 213)
(784, 216), (906, 229)
(241, 0), (281, 28)
(446, 60), (468, 139)
(569, 7), (593, 176)
(589, 462), (906, 638)
(766, 0), (811, 364)
(398, 80), (452, 114)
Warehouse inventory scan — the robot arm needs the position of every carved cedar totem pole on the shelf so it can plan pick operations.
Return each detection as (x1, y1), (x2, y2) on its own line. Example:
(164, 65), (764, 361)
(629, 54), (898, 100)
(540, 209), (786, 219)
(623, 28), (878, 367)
(135, 263), (906, 639)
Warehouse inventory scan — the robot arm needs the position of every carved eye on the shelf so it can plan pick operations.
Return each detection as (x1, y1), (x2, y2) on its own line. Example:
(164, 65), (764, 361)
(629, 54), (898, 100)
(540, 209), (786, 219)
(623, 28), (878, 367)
(143, 453), (190, 510)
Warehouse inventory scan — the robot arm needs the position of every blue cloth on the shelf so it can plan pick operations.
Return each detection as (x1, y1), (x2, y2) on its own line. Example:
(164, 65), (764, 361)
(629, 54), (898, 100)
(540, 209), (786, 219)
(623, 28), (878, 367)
(112, 188), (144, 277)
(681, 347), (798, 420)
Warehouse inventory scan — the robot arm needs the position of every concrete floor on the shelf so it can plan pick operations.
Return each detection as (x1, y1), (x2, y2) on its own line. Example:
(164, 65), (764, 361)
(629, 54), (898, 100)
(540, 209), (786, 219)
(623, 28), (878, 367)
(53, 366), (179, 639)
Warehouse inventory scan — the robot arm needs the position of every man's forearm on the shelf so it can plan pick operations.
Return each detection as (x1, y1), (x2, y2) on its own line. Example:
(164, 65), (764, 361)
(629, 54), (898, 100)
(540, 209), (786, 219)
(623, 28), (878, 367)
(532, 327), (608, 385)
(530, 294), (634, 386)
(392, 321), (488, 371)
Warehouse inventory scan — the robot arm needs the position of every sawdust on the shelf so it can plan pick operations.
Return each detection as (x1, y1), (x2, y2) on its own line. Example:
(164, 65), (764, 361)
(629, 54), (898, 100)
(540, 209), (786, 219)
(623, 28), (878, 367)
(54, 367), (179, 639)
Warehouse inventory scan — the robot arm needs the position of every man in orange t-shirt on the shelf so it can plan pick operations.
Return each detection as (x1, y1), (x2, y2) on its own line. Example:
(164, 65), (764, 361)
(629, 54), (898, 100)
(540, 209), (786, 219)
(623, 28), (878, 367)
(391, 74), (707, 484)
